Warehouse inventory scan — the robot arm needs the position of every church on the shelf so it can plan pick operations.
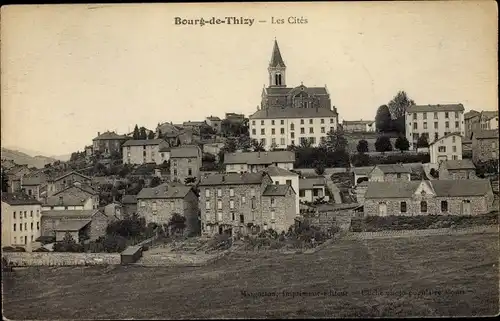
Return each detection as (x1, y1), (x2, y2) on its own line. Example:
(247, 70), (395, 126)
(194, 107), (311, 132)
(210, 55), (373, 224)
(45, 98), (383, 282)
(249, 40), (339, 150)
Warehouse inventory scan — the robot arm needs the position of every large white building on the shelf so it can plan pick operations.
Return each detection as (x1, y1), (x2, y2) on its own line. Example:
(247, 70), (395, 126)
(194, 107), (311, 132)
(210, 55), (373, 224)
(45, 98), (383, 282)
(429, 132), (463, 164)
(405, 104), (465, 150)
(249, 40), (338, 150)
(122, 139), (171, 165)
(1, 193), (42, 249)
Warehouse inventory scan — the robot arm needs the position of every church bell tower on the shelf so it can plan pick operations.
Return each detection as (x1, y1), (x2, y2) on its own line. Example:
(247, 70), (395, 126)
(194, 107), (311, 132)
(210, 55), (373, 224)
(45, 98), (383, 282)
(268, 39), (286, 87)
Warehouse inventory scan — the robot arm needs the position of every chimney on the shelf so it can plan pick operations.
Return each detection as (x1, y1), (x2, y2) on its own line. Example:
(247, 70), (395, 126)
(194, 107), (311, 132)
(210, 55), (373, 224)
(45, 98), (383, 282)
(97, 131), (101, 136)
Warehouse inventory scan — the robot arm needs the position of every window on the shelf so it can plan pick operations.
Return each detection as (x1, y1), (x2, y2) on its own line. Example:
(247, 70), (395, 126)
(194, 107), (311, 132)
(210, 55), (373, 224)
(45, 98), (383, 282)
(271, 197), (275, 207)
(434, 133), (439, 140)
(280, 128), (285, 135)
(14, 237), (16, 244)
(240, 214), (245, 224)
(445, 112), (449, 119)
(242, 196), (246, 204)
(290, 123), (295, 131)
(412, 113), (417, 120)
(329, 127), (334, 132)
(188, 168), (192, 176)
(434, 112), (438, 119)
(250, 188), (255, 197)
(37, 222), (40, 230)
(271, 128), (275, 135)
(300, 119), (304, 125)
(13, 224), (16, 231)
(438, 146), (446, 152)
(397, 173), (401, 178)
(229, 188), (234, 197)
(319, 127), (324, 134)
(251, 128), (256, 135)
(271, 211), (276, 220)
(455, 121), (459, 128)
(291, 132), (295, 138)
(217, 189), (222, 197)
(309, 128), (314, 134)
(400, 202), (407, 213)
(310, 137), (316, 145)
(271, 120), (275, 125)
(280, 120), (284, 125)
(31, 235), (33, 242)
(330, 118), (334, 124)
(452, 136), (456, 143)
(271, 138), (276, 145)
(434, 122), (438, 129)
(205, 201), (211, 209)
(230, 200), (234, 209)
(252, 120), (255, 125)
(24, 211), (27, 218)
(141, 201), (145, 207)
(441, 200), (448, 212)
(205, 189), (210, 198)
(420, 201), (427, 213)
(280, 138), (285, 145)
(320, 119), (325, 124)
(13, 212), (16, 219)
(261, 120), (264, 125)
(30, 222), (33, 230)
(261, 129), (265, 135)
(452, 155), (458, 160)
(452, 146), (457, 153)
(300, 128), (305, 134)
(309, 119), (313, 124)
(286, 179), (292, 186)
(313, 189), (319, 197)
(455, 111), (459, 118)
(217, 200), (222, 210)
(423, 122), (427, 129)
(231, 213), (235, 221)
(217, 212), (222, 221)
(445, 121), (449, 128)
(20, 223), (23, 231)
(423, 113), (427, 120)
(299, 190), (305, 197)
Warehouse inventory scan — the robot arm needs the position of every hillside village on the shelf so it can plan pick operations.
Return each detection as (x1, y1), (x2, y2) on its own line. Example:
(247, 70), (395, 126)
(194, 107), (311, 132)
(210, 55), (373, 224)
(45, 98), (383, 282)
(1, 40), (499, 262)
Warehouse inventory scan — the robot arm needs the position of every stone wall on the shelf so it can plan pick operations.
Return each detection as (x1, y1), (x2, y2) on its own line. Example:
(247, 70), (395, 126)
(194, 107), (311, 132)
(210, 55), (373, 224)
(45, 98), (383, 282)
(473, 137), (499, 163)
(2, 252), (121, 267)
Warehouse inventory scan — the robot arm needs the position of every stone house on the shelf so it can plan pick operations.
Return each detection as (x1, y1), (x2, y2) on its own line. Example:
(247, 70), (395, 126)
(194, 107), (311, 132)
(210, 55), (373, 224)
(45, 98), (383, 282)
(471, 129), (499, 163)
(121, 194), (137, 216)
(205, 116), (222, 133)
(265, 165), (300, 215)
(103, 201), (123, 220)
(438, 159), (477, 180)
(363, 179), (494, 216)
(41, 209), (109, 243)
(368, 164), (411, 182)
(170, 145), (202, 183)
(203, 142), (225, 158)
(122, 139), (171, 165)
(92, 131), (128, 157)
(20, 172), (50, 201)
(42, 184), (99, 211)
(464, 110), (481, 139)
(6, 165), (34, 193)
(136, 183), (199, 235)
(352, 166), (374, 186)
(224, 151), (295, 173)
(198, 172), (297, 236)
(429, 132), (463, 164)
(46, 171), (93, 197)
(1, 192), (42, 249)
(299, 176), (329, 203)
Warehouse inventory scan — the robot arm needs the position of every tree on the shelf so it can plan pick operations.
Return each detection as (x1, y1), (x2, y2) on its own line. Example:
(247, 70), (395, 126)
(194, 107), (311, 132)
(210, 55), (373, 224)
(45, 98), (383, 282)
(147, 131), (155, 139)
(1, 168), (9, 193)
(53, 232), (84, 252)
(223, 137), (238, 153)
(237, 134), (252, 152)
(157, 129), (163, 139)
(133, 125), (140, 140)
(388, 90), (415, 120)
(270, 142), (278, 151)
(325, 129), (348, 153)
(395, 136), (410, 152)
(149, 176), (161, 187)
(375, 135), (393, 153)
(416, 134), (429, 148)
(356, 140), (369, 154)
(351, 153), (371, 167)
(375, 105), (392, 132)
(314, 161), (326, 175)
(251, 139), (265, 152)
(184, 177), (196, 184)
(139, 127), (147, 140)
(168, 213), (186, 235)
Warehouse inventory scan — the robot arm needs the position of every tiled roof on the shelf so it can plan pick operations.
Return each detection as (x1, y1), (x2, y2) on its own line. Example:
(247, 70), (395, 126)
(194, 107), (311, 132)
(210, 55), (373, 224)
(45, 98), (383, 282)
(472, 129), (498, 140)
(206, 116), (221, 121)
(41, 209), (101, 218)
(1, 192), (41, 206)
(52, 171), (91, 183)
(224, 151), (295, 165)
(374, 164), (411, 174)
(263, 165), (298, 177)
(262, 184), (291, 196)
(352, 166), (375, 176)
(170, 145), (201, 158)
(21, 173), (49, 186)
(269, 39), (286, 67)
(45, 185), (96, 206)
(121, 195), (137, 204)
(122, 139), (168, 147)
(299, 177), (327, 190)
(364, 181), (421, 199)
(406, 104), (465, 113)
(93, 131), (128, 141)
(183, 121), (207, 127)
(481, 110), (498, 121)
(429, 132), (462, 146)
(464, 110), (481, 119)
(442, 159), (476, 170)
(343, 120), (374, 125)
(136, 183), (192, 199)
(249, 107), (336, 119)
(199, 172), (270, 186)
(53, 220), (91, 231)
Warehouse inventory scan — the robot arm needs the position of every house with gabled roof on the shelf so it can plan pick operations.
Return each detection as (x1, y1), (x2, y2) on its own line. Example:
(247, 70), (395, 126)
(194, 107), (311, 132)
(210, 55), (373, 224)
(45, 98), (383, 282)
(299, 176), (330, 203)
(471, 129), (499, 163)
(46, 170), (93, 197)
(224, 150), (295, 173)
(122, 139), (171, 165)
(264, 165), (299, 215)
(170, 145), (202, 183)
(429, 132), (463, 164)
(42, 184), (99, 211)
(362, 179), (494, 216)
(479, 111), (499, 131)
(92, 131), (128, 156)
(438, 159), (477, 180)
(198, 171), (296, 235)
(2, 192), (42, 249)
(136, 183), (199, 235)
(368, 164), (411, 182)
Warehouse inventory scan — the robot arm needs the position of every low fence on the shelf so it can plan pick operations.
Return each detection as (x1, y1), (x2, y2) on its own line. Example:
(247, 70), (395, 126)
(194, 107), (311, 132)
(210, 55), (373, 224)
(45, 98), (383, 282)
(2, 252), (121, 267)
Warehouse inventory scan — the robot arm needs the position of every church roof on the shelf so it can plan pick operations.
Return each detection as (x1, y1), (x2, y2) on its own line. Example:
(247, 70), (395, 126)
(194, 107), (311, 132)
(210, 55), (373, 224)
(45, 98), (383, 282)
(264, 86), (329, 96)
(249, 107), (337, 119)
(269, 40), (286, 68)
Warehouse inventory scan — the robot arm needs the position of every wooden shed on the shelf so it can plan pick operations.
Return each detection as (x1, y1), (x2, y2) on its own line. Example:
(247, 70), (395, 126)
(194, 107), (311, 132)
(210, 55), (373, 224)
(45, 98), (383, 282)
(120, 246), (143, 265)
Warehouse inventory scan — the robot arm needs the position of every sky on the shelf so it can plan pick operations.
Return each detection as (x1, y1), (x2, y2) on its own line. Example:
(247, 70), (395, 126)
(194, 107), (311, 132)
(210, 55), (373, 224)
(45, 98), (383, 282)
(1, 2), (498, 156)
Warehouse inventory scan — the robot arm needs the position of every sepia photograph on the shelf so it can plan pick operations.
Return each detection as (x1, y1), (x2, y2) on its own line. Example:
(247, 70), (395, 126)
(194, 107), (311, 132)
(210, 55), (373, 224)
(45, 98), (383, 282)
(1, 1), (499, 319)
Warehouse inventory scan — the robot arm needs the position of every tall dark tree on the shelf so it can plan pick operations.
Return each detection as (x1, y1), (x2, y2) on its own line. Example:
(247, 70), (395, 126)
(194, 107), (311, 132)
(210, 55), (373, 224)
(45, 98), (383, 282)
(139, 127), (147, 140)
(375, 105), (392, 132)
(356, 139), (369, 154)
(1, 167), (9, 193)
(223, 137), (238, 153)
(325, 129), (348, 153)
(388, 90), (415, 120)
(237, 135), (252, 152)
(314, 161), (326, 175)
(157, 129), (163, 139)
(149, 176), (161, 188)
(416, 134), (430, 148)
(147, 131), (155, 139)
(395, 136), (410, 152)
(133, 125), (140, 139)
(251, 139), (265, 152)
(375, 135), (393, 152)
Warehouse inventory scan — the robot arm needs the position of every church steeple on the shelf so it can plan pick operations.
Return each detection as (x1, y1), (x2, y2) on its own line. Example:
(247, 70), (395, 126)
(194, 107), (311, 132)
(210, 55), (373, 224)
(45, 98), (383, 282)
(268, 39), (286, 87)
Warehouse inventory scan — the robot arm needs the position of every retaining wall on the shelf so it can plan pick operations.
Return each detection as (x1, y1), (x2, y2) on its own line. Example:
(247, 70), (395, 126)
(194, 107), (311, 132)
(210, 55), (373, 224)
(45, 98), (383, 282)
(2, 252), (121, 267)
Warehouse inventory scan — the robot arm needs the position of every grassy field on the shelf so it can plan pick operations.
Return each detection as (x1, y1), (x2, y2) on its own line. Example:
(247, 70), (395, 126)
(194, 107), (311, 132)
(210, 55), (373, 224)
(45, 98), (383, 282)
(2, 233), (498, 319)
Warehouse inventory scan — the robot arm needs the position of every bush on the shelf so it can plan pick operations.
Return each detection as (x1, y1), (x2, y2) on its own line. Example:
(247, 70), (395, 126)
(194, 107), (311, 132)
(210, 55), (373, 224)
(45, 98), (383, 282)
(33, 247), (50, 252)
(142, 245), (150, 252)
(2, 246), (26, 252)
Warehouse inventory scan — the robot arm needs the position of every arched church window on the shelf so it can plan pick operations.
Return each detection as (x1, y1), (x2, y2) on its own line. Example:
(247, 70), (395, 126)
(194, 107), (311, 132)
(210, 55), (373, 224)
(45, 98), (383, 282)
(275, 73), (282, 86)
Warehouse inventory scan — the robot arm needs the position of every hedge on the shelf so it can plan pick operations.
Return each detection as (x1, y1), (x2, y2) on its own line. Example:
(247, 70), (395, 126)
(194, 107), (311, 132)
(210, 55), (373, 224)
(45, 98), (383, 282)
(350, 212), (498, 232)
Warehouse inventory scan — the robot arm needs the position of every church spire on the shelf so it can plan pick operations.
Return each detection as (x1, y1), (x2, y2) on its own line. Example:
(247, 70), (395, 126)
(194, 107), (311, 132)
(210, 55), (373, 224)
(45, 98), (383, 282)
(268, 39), (286, 87)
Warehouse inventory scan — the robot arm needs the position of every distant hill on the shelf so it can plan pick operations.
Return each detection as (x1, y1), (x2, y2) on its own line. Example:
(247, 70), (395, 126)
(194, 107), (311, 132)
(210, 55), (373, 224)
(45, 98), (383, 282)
(1, 148), (58, 169)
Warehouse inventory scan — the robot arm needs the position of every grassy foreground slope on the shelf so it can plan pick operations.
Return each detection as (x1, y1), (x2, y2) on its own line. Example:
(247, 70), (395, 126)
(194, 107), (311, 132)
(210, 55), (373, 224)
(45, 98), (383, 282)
(2, 233), (498, 319)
